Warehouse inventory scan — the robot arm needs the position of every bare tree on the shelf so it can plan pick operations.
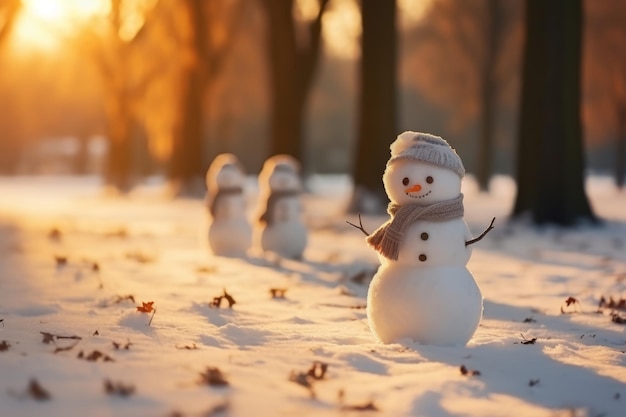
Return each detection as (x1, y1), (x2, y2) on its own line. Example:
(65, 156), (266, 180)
(168, 0), (243, 196)
(260, 0), (329, 167)
(403, 0), (521, 191)
(349, 0), (397, 214)
(0, 0), (21, 174)
(80, 0), (163, 191)
(513, 0), (595, 225)
(584, 0), (626, 189)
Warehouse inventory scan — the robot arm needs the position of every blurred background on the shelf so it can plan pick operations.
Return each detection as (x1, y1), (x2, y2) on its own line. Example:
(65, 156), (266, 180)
(0, 0), (624, 207)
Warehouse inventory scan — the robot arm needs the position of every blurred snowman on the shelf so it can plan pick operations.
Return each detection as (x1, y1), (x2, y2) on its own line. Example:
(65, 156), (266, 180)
(255, 155), (308, 260)
(205, 154), (252, 257)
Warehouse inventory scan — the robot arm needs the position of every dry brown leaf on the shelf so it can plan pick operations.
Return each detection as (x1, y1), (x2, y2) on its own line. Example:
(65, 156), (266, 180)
(198, 367), (229, 387)
(137, 301), (155, 313)
(340, 401), (379, 412)
(27, 379), (50, 401)
(0, 340), (10, 351)
(104, 379), (135, 397)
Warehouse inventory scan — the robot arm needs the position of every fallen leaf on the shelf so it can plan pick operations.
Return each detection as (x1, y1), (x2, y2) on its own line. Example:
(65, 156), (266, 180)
(78, 350), (115, 362)
(112, 341), (132, 350)
(307, 361), (328, 380)
(137, 301), (155, 313)
(27, 379), (50, 401)
(176, 343), (198, 350)
(112, 294), (136, 305)
(40, 332), (55, 344)
(104, 379), (135, 397)
(519, 333), (537, 345)
(599, 296), (626, 311)
(460, 365), (481, 376)
(198, 367), (229, 387)
(48, 228), (62, 241)
(611, 313), (626, 324)
(561, 296), (582, 314)
(54, 255), (68, 267)
(340, 401), (379, 412)
(209, 290), (236, 309)
(270, 288), (288, 299)
(222, 290), (236, 308)
(125, 251), (154, 264)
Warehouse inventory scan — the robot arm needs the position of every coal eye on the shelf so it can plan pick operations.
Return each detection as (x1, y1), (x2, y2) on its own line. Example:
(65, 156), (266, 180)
(402, 177), (409, 186)
(426, 176), (434, 184)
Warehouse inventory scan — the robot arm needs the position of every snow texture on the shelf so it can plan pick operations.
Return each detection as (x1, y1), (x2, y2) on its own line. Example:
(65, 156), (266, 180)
(0, 175), (625, 417)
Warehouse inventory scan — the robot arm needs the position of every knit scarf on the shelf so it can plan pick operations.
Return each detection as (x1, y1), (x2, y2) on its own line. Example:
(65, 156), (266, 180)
(366, 194), (464, 261)
(259, 190), (300, 225)
(208, 186), (243, 217)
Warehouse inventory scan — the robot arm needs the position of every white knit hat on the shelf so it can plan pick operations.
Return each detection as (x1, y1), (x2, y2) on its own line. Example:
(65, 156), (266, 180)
(388, 131), (465, 177)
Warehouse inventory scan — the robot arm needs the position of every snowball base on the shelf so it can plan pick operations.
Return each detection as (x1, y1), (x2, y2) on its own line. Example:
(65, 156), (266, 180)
(367, 264), (483, 346)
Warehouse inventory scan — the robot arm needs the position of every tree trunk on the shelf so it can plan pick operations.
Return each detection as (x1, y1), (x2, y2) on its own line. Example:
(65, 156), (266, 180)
(615, 111), (626, 189)
(170, 68), (207, 190)
(513, 0), (596, 225)
(104, 95), (134, 192)
(167, 0), (210, 195)
(262, 0), (327, 169)
(475, 0), (503, 192)
(349, 0), (397, 213)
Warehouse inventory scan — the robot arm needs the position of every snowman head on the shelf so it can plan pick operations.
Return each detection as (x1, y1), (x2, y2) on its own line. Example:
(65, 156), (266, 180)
(260, 154), (302, 192)
(383, 131), (465, 205)
(206, 153), (245, 193)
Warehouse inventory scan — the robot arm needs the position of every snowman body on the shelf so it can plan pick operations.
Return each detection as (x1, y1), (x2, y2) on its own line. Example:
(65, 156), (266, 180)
(368, 264), (482, 345)
(206, 154), (252, 257)
(366, 132), (483, 346)
(393, 218), (472, 267)
(256, 155), (308, 259)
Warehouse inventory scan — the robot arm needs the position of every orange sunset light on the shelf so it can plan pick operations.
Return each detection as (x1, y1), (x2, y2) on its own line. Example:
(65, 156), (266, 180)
(11, 0), (108, 51)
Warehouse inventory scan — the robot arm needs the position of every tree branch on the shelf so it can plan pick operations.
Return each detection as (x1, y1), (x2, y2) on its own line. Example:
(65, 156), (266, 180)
(466, 217), (495, 246)
(297, 0), (329, 96)
(346, 213), (370, 237)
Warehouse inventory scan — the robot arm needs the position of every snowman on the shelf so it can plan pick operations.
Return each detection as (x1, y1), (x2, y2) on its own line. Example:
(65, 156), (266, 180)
(361, 131), (494, 346)
(205, 153), (252, 257)
(255, 154), (308, 260)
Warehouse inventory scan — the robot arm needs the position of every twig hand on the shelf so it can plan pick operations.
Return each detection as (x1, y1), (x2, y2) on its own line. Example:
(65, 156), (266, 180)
(346, 213), (370, 236)
(465, 217), (495, 246)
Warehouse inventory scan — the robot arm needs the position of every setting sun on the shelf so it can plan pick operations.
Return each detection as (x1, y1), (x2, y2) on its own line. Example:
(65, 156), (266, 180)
(11, 0), (108, 51)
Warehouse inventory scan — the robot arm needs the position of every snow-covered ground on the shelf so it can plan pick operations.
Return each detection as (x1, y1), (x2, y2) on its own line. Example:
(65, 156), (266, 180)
(0, 175), (625, 417)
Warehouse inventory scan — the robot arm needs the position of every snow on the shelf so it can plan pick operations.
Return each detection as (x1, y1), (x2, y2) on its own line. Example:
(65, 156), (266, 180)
(1, 174), (625, 417)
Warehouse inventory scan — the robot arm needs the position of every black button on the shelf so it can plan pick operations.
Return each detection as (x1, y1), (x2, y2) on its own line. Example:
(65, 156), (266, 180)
(419, 254), (427, 262)
(420, 232), (429, 241)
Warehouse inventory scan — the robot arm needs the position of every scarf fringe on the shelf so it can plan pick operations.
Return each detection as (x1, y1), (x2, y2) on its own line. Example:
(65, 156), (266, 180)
(366, 223), (400, 261)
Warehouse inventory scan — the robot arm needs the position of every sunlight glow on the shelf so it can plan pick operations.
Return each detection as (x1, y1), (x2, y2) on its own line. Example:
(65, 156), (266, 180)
(322, 0), (361, 59)
(321, 0), (433, 59)
(12, 0), (108, 52)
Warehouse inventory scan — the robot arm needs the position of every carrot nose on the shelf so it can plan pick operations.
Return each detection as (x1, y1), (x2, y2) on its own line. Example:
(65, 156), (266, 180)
(405, 184), (422, 193)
